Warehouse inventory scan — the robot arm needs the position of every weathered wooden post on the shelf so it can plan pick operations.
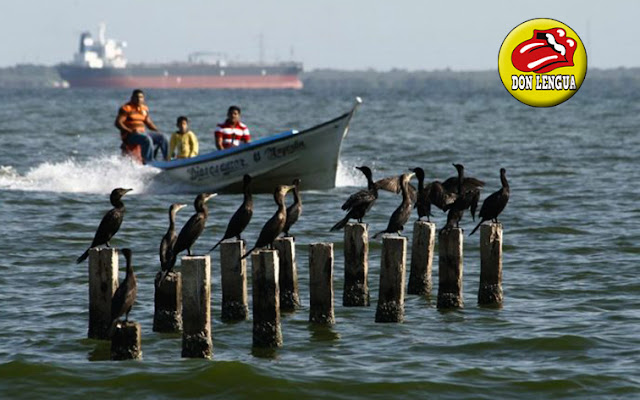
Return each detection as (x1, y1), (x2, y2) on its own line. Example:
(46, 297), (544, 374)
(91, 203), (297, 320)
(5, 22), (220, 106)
(478, 223), (503, 305)
(343, 223), (370, 306)
(375, 236), (407, 323)
(88, 248), (119, 340)
(153, 271), (183, 332)
(408, 221), (436, 295)
(274, 237), (300, 312)
(437, 228), (464, 309)
(220, 240), (249, 321)
(181, 255), (212, 358)
(309, 243), (335, 325)
(252, 250), (282, 348)
(111, 321), (142, 360)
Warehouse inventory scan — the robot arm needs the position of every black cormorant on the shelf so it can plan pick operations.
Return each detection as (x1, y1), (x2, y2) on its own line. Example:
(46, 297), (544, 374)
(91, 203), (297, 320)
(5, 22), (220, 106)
(374, 174), (417, 204)
(76, 188), (132, 264)
(442, 164), (481, 231)
(241, 184), (294, 259)
(159, 203), (187, 272)
(159, 193), (216, 285)
(442, 164), (484, 194)
(283, 178), (302, 237)
(470, 168), (510, 235)
(330, 166), (378, 231)
(374, 172), (415, 238)
(109, 248), (137, 333)
(411, 167), (457, 222)
(209, 174), (253, 252)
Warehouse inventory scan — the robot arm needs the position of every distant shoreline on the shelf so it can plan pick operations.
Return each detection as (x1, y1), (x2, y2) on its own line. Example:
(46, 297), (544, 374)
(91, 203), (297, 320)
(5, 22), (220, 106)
(0, 64), (637, 89)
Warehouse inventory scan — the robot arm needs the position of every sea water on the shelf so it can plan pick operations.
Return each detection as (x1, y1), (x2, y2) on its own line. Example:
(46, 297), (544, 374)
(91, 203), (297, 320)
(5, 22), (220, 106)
(1, 80), (639, 399)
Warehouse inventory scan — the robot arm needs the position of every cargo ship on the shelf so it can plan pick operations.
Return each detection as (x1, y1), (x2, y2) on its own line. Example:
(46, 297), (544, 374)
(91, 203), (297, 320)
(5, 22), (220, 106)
(56, 24), (303, 89)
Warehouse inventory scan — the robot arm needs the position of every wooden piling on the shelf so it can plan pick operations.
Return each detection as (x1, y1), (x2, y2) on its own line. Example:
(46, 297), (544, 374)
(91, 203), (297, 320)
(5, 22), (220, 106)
(274, 237), (300, 312)
(220, 240), (249, 321)
(181, 255), (212, 358)
(343, 223), (370, 306)
(88, 248), (119, 340)
(478, 223), (503, 305)
(375, 236), (407, 323)
(408, 221), (436, 295)
(110, 321), (142, 360)
(252, 250), (282, 348)
(309, 243), (335, 325)
(153, 271), (183, 332)
(437, 228), (464, 309)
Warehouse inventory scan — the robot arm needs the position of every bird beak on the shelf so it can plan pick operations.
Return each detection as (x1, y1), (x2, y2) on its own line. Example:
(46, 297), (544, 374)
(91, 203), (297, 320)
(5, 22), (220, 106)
(204, 193), (217, 202)
(408, 172), (416, 179)
(284, 185), (295, 193)
(176, 203), (187, 211)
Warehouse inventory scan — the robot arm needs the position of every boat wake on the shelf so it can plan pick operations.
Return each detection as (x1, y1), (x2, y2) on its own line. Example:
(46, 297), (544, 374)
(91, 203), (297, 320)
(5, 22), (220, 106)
(0, 154), (187, 195)
(0, 156), (371, 196)
(336, 159), (381, 188)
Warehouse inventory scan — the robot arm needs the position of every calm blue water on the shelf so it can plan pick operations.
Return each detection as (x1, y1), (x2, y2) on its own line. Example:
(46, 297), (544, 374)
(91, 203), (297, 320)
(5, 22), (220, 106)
(1, 77), (639, 399)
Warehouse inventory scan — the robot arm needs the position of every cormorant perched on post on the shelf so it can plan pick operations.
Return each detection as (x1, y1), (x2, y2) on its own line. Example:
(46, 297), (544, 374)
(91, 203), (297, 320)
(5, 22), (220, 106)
(109, 248), (137, 334)
(159, 203), (187, 272)
(159, 193), (216, 285)
(442, 164), (481, 232)
(374, 172), (415, 238)
(283, 178), (302, 238)
(330, 166), (378, 231)
(470, 168), (510, 236)
(410, 167), (456, 222)
(76, 188), (132, 264)
(209, 174), (253, 252)
(241, 184), (294, 259)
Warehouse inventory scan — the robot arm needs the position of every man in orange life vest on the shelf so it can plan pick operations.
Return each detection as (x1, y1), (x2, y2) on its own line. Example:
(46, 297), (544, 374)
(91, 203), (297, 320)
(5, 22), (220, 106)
(115, 89), (169, 162)
(214, 105), (251, 150)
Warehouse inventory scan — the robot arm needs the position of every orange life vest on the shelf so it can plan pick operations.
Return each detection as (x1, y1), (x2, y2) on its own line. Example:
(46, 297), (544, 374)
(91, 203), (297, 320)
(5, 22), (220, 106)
(118, 102), (148, 164)
(119, 102), (149, 135)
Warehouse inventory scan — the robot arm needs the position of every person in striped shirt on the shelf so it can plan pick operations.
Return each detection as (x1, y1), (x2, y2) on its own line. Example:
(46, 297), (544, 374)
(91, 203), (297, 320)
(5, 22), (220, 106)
(214, 105), (251, 150)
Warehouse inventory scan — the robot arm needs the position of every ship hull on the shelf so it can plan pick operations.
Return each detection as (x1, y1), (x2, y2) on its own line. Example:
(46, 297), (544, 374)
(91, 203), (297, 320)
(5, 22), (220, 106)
(57, 63), (303, 89)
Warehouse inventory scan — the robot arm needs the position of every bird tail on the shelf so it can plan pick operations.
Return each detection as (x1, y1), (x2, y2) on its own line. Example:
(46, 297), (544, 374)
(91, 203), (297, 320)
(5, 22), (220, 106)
(76, 249), (89, 264)
(107, 318), (119, 338)
(156, 255), (176, 288)
(469, 220), (483, 236)
(209, 238), (224, 253)
(330, 215), (350, 231)
(156, 269), (170, 288)
(240, 247), (256, 260)
(373, 230), (385, 239)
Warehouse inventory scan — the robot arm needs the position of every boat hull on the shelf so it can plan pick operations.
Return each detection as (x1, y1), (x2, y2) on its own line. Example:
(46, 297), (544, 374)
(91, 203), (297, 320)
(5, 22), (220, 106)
(148, 101), (360, 193)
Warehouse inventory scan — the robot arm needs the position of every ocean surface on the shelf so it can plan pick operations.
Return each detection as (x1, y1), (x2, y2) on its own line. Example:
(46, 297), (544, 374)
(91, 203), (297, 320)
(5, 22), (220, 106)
(1, 77), (639, 399)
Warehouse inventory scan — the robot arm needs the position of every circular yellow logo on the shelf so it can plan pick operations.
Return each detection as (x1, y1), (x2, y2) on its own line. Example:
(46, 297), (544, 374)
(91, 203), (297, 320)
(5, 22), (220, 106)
(498, 18), (587, 107)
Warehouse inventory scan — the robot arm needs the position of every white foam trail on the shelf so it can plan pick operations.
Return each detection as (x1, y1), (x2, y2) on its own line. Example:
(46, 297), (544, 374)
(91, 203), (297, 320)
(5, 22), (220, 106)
(336, 159), (363, 187)
(0, 154), (161, 194)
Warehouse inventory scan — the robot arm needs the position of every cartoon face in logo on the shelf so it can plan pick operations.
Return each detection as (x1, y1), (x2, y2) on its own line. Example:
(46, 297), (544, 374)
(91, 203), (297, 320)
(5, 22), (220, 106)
(511, 28), (577, 73)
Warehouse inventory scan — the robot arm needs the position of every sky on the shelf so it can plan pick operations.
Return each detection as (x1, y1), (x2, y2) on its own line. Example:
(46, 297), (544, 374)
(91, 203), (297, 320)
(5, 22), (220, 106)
(0, 0), (637, 71)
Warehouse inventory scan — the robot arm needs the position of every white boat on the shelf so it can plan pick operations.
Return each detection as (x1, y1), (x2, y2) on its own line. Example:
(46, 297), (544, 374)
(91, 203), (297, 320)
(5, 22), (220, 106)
(148, 98), (362, 193)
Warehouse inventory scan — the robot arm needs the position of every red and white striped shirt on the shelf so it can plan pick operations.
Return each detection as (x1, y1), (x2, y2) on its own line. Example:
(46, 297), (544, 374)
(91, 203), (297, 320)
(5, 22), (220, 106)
(214, 121), (251, 149)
